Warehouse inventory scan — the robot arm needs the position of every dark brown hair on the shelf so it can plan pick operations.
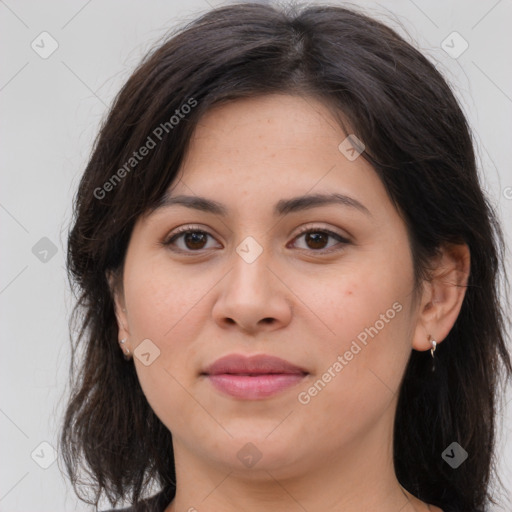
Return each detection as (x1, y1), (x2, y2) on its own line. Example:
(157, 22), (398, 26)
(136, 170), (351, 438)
(59, 3), (512, 511)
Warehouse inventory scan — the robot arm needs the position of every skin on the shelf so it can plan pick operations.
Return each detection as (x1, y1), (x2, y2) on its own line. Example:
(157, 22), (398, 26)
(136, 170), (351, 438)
(111, 94), (470, 512)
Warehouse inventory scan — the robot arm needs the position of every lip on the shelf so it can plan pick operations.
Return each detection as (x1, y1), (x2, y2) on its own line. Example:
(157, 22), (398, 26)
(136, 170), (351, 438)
(201, 354), (308, 400)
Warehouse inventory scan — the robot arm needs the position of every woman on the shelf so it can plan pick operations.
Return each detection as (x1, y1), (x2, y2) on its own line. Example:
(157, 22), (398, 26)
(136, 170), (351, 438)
(59, 2), (512, 512)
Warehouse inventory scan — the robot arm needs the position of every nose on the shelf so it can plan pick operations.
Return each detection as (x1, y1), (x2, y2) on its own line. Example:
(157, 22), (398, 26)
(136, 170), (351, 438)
(211, 248), (293, 335)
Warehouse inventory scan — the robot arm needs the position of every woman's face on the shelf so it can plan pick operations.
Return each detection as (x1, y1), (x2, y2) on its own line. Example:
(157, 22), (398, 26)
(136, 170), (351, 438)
(114, 94), (426, 478)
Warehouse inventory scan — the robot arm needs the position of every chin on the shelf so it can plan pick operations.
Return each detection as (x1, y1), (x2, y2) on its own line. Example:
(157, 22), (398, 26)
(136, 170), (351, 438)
(209, 432), (308, 477)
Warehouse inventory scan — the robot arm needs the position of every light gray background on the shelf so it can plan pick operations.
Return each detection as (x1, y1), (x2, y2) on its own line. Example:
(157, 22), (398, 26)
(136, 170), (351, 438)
(1, 0), (511, 511)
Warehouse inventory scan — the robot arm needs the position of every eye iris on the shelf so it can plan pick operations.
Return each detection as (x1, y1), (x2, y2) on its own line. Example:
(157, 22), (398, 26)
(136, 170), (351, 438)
(176, 230), (334, 251)
(305, 232), (328, 249)
(185, 232), (207, 249)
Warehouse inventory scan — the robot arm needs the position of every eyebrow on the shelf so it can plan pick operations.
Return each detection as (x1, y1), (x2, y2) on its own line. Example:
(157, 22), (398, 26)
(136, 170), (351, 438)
(153, 192), (372, 217)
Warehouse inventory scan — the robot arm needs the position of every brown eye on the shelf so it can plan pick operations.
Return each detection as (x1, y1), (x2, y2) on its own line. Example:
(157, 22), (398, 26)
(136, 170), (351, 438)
(304, 232), (329, 250)
(164, 226), (349, 254)
(290, 228), (349, 253)
(164, 228), (219, 252)
(182, 231), (208, 250)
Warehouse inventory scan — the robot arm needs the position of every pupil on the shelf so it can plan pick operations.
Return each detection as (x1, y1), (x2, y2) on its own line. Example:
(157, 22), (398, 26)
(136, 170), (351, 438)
(307, 232), (326, 249)
(186, 232), (206, 249)
(183, 232), (328, 250)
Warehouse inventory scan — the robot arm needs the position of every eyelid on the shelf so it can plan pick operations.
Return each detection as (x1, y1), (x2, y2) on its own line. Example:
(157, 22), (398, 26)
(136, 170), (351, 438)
(163, 224), (215, 245)
(288, 225), (351, 253)
(162, 223), (351, 253)
(292, 224), (351, 242)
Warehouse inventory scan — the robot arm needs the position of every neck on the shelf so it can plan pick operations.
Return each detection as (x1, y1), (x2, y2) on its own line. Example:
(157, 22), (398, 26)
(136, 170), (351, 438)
(164, 404), (431, 512)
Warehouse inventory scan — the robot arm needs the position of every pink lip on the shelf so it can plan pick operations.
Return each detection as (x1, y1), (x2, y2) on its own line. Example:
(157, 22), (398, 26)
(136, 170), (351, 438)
(202, 354), (308, 400)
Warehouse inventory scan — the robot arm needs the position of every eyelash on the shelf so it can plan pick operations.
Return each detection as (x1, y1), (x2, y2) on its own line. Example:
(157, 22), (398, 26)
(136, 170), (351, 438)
(162, 225), (350, 254)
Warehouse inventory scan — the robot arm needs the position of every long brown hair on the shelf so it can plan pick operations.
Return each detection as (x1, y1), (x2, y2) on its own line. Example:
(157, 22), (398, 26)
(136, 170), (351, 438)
(59, 3), (512, 511)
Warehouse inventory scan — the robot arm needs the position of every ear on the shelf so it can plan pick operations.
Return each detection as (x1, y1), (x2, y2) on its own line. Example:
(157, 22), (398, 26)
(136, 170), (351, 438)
(106, 269), (131, 348)
(412, 242), (470, 351)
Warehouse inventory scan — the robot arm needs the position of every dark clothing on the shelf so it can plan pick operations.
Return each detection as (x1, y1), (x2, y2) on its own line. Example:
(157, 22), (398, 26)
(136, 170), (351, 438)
(102, 486), (483, 512)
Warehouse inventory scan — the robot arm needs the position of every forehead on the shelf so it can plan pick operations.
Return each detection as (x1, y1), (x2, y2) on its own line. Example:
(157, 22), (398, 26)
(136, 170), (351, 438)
(132, 94), (412, 263)
(187, 93), (342, 154)
(169, 94), (384, 207)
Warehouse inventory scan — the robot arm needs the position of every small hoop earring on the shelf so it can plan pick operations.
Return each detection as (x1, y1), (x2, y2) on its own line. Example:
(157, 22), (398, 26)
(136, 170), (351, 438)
(119, 338), (131, 360)
(429, 336), (437, 372)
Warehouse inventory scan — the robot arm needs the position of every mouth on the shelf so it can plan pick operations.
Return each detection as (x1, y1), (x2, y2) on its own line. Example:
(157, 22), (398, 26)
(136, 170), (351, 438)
(201, 354), (309, 400)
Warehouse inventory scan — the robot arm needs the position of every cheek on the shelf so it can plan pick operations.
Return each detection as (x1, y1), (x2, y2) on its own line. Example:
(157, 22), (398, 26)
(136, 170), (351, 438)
(293, 256), (411, 354)
(124, 256), (199, 339)
(124, 259), (210, 432)
(293, 291), (412, 449)
(123, 256), (219, 392)
(291, 253), (414, 411)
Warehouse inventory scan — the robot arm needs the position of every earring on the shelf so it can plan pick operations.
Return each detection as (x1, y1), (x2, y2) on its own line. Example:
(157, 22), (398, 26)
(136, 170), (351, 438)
(429, 336), (437, 372)
(119, 338), (131, 361)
